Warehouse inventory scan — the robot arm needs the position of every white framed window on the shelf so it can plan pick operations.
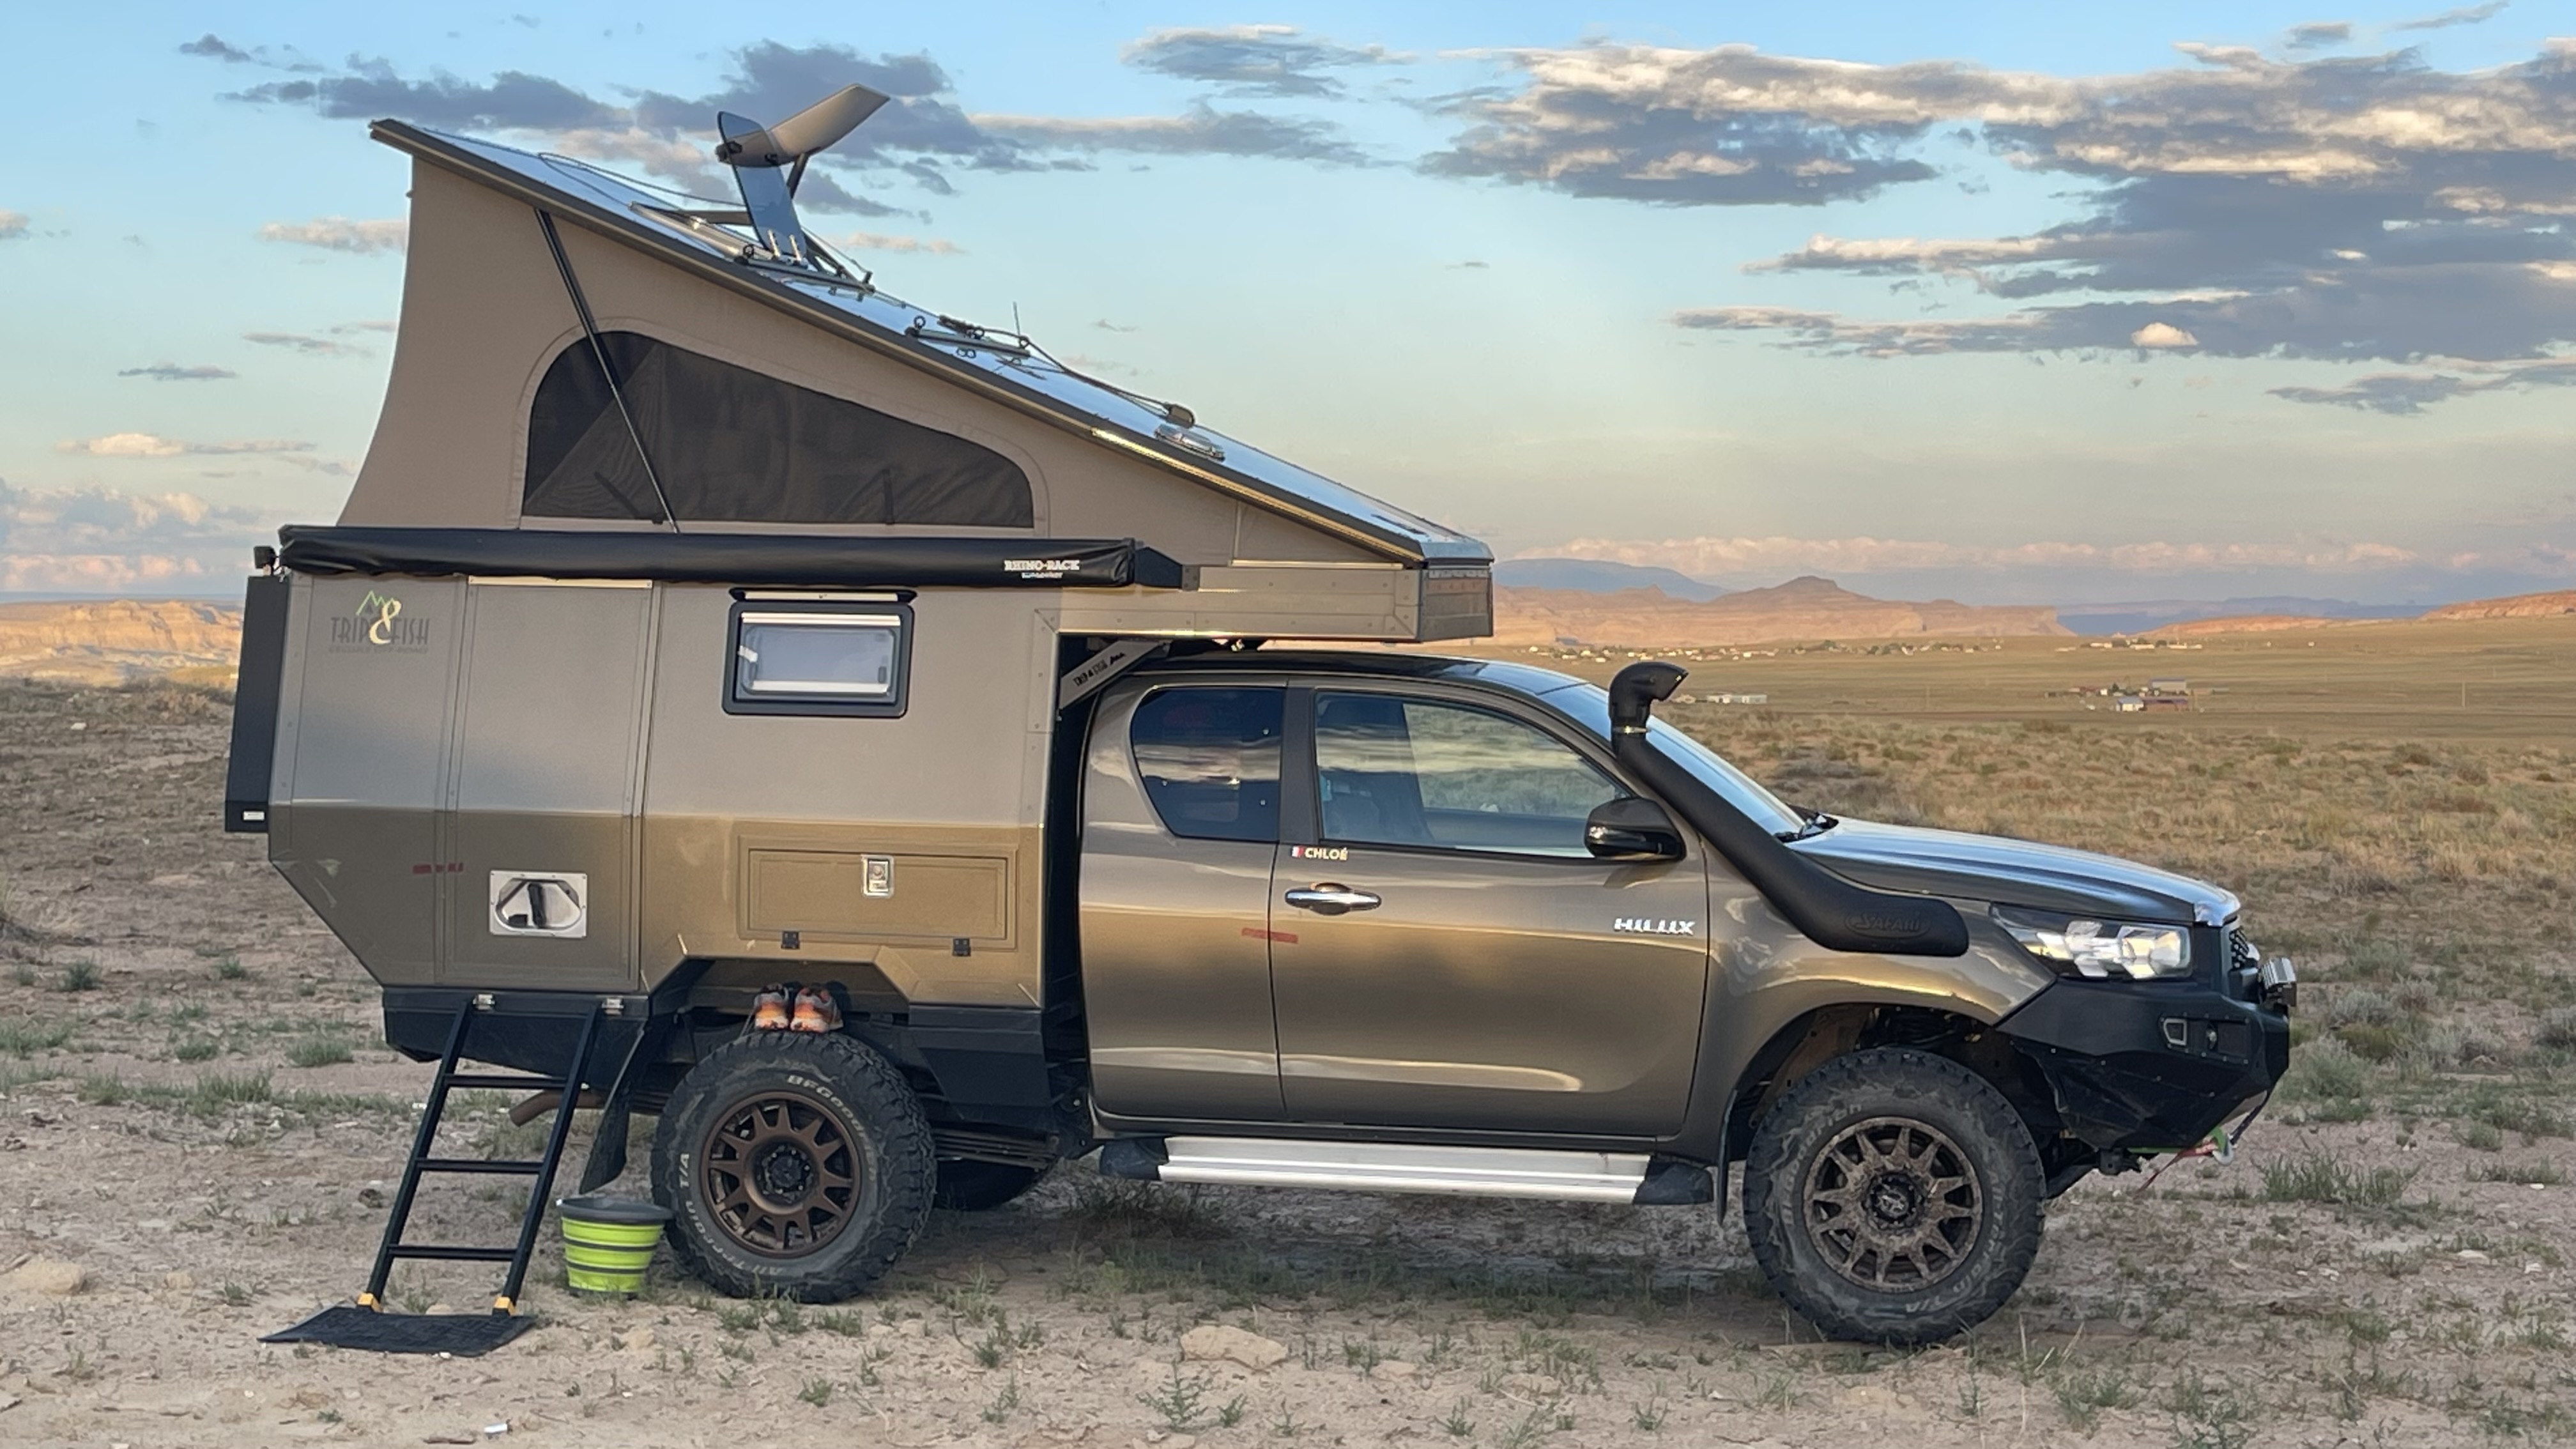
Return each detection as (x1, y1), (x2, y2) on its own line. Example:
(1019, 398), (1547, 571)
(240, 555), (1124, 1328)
(724, 599), (912, 717)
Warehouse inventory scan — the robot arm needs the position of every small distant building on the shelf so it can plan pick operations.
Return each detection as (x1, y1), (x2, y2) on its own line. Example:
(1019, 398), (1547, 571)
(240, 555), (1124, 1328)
(1708, 692), (1768, 705)
(2112, 694), (2146, 712)
(2142, 677), (2192, 711)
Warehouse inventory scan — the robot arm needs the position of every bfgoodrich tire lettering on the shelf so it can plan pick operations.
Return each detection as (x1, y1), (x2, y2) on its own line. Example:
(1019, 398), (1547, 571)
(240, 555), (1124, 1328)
(652, 1032), (933, 1302)
(1742, 1048), (2044, 1346)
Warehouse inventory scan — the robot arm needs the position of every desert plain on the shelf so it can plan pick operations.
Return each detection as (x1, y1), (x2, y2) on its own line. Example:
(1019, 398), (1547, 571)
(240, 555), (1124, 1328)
(1, 609), (2573, 1447)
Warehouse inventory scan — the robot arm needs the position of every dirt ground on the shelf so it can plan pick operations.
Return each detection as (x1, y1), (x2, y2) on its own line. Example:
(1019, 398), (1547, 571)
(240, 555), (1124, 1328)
(1, 678), (2571, 1448)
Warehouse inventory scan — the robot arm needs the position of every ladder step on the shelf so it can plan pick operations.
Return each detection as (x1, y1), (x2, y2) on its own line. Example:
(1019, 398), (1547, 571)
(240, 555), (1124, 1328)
(387, 1245), (519, 1263)
(415, 1158), (545, 1176)
(447, 1073), (566, 1091)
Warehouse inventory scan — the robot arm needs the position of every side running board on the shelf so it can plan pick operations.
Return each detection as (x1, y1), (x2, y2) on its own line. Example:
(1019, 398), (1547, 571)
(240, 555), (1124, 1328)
(1097, 1137), (1710, 1206)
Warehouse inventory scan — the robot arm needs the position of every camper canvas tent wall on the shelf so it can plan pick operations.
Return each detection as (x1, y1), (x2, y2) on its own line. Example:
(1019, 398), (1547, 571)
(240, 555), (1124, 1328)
(232, 86), (2291, 1353)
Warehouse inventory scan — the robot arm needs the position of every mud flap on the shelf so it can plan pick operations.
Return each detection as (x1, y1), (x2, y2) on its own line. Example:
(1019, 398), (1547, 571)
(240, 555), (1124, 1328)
(575, 1016), (670, 1193)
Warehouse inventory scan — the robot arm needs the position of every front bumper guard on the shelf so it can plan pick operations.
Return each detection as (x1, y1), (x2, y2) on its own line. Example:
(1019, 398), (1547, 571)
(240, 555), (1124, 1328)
(1998, 976), (2291, 1153)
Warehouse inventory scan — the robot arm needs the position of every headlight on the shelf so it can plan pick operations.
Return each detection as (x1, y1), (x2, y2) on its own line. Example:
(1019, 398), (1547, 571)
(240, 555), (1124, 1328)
(1993, 905), (2191, 980)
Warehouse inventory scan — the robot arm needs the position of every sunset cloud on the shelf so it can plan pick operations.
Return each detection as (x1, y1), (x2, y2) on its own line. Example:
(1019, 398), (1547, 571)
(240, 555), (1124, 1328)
(0, 479), (275, 592)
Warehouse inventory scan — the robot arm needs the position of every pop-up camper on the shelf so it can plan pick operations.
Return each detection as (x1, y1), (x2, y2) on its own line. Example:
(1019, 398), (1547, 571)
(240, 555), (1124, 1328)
(231, 86), (2292, 1354)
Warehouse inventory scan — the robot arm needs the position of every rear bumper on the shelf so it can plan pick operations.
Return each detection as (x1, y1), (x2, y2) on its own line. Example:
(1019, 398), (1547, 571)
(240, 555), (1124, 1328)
(1997, 978), (2290, 1152)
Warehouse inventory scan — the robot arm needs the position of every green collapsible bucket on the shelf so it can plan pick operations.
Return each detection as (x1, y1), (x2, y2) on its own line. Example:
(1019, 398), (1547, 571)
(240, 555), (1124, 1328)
(557, 1194), (673, 1295)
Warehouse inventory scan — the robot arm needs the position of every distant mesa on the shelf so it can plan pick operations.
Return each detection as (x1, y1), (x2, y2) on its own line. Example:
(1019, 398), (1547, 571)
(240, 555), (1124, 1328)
(2144, 614), (2345, 638)
(1494, 557), (1730, 601)
(2421, 588), (2576, 622)
(1491, 574), (2067, 648)
(2057, 596), (2425, 636)
(0, 600), (242, 687)
(2135, 587), (2575, 636)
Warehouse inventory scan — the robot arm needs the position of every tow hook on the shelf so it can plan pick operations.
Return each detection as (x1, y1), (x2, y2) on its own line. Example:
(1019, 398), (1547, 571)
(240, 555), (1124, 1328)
(2134, 1125), (2238, 1193)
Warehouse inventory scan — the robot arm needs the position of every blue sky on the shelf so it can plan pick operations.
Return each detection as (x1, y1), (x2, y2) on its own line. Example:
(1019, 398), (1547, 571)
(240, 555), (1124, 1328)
(2, 1), (2572, 605)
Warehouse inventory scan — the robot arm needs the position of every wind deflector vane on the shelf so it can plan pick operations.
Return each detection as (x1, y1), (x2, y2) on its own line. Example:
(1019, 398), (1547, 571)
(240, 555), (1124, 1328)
(714, 83), (891, 269)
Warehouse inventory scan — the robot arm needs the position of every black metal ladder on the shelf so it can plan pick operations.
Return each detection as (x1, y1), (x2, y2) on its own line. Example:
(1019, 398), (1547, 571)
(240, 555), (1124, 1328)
(358, 1000), (604, 1316)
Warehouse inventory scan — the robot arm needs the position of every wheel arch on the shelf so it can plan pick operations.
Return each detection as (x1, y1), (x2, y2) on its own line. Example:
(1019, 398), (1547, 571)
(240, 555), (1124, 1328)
(1719, 1000), (2066, 1172)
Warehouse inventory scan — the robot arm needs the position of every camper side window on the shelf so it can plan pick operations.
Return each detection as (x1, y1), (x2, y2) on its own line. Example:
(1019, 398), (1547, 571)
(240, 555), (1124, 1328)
(724, 600), (912, 717)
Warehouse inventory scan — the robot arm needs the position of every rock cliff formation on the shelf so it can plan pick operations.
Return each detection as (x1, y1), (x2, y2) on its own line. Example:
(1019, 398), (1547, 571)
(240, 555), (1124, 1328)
(2422, 588), (2576, 622)
(0, 600), (242, 686)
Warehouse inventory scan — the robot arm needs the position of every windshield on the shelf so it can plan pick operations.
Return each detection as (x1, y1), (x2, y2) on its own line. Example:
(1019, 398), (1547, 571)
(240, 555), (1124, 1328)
(1537, 682), (1805, 836)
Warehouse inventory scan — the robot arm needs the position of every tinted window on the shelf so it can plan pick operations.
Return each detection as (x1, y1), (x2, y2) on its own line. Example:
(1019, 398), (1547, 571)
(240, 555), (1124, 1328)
(526, 331), (1033, 527)
(723, 601), (910, 717)
(1315, 694), (1622, 857)
(1131, 688), (1284, 843)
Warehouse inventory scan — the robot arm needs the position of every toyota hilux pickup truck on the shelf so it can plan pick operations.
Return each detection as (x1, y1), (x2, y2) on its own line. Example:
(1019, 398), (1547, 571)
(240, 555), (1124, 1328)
(227, 90), (2296, 1351)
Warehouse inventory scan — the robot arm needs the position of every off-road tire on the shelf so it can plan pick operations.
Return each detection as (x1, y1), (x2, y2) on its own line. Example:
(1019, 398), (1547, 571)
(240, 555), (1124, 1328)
(1742, 1048), (2044, 1346)
(935, 1159), (1052, 1212)
(652, 1031), (933, 1302)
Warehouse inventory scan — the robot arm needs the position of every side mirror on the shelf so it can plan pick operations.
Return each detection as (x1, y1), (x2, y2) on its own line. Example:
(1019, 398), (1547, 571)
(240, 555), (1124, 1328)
(1586, 797), (1685, 861)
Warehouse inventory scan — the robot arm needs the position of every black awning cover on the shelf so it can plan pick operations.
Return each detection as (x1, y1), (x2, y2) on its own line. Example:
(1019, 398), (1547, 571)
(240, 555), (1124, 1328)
(278, 527), (1183, 589)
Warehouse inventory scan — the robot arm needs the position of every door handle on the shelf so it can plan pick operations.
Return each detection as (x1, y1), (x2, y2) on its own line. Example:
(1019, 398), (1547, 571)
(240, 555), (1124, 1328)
(1284, 884), (1381, 915)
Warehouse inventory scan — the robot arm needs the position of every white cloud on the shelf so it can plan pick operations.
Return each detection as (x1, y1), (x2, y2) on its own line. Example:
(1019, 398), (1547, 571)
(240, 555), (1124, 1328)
(256, 217), (408, 254)
(243, 331), (369, 356)
(0, 210), (27, 240)
(2130, 321), (2200, 348)
(838, 231), (966, 255)
(0, 480), (275, 592)
(1537, 535), (2432, 578)
(548, 127), (731, 191)
(56, 433), (315, 458)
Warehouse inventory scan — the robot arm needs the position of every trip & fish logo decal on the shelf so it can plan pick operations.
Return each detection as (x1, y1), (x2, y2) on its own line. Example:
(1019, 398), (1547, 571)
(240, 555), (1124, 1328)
(328, 589), (434, 652)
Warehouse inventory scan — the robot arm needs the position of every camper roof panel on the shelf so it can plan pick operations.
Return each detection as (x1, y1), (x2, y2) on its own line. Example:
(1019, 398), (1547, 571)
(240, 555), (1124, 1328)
(387, 126), (1487, 566)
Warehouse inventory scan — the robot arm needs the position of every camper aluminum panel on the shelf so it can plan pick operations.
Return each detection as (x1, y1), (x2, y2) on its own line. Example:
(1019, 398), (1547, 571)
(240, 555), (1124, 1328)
(634, 586), (1054, 1004)
(444, 582), (652, 991)
(268, 575), (466, 986)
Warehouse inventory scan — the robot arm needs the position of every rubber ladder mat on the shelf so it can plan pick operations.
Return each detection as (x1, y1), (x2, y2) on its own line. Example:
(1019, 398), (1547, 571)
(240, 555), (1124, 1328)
(263, 1305), (535, 1356)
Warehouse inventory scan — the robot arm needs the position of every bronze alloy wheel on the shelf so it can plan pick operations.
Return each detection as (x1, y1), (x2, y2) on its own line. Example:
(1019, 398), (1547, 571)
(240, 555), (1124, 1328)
(700, 1089), (862, 1257)
(1801, 1115), (1984, 1292)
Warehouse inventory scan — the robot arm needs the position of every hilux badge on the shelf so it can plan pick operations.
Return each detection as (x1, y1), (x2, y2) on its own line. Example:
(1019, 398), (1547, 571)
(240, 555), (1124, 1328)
(1614, 918), (1696, 936)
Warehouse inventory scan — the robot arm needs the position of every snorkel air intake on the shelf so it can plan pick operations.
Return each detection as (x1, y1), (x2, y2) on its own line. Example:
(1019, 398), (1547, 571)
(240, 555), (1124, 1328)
(1609, 661), (1970, 957)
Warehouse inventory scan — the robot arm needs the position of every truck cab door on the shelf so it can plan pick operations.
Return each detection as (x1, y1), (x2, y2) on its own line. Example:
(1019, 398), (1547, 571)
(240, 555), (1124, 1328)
(1270, 686), (1712, 1137)
(1078, 683), (1287, 1121)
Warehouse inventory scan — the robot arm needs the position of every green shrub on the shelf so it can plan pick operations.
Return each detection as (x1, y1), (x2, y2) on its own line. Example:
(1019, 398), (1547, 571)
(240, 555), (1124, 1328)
(2262, 1152), (2416, 1207)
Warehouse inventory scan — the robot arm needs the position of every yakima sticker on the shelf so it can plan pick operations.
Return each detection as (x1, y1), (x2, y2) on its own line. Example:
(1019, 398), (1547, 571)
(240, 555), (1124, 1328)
(1614, 917), (1697, 936)
(1006, 558), (1084, 579)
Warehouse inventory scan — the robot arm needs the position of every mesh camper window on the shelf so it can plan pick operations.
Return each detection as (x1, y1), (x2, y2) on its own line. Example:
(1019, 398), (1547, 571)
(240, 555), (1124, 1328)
(525, 332), (1034, 527)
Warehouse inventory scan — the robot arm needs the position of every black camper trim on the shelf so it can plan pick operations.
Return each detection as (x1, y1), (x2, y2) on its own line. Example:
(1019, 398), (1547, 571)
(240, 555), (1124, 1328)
(223, 573), (292, 833)
(277, 528), (1184, 590)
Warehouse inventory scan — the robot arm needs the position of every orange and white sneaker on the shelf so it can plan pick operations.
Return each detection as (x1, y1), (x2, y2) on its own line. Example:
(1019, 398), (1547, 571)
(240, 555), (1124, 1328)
(790, 985), (841, 1033)
(751, 984), (792, 1031)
